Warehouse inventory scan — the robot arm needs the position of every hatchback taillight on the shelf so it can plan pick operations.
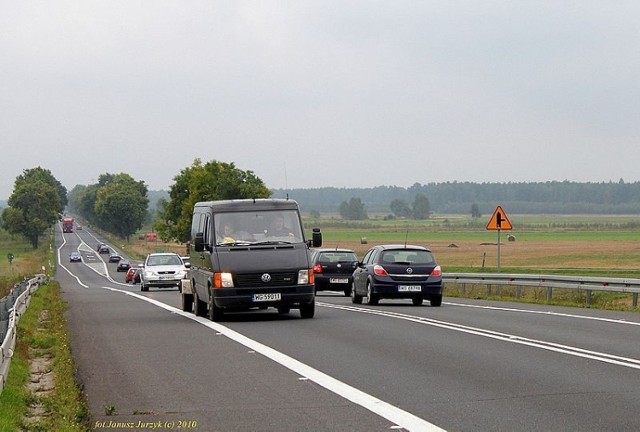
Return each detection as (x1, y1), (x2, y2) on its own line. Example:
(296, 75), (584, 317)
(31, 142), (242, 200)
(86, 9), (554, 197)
(313, 263), (322, 273)
(373, 265), (388, 276)
(431, 265), (442, 277)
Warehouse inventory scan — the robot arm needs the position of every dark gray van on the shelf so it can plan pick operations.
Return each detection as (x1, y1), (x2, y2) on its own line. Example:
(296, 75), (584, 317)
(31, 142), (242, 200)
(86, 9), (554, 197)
(181, 199), (322, 321)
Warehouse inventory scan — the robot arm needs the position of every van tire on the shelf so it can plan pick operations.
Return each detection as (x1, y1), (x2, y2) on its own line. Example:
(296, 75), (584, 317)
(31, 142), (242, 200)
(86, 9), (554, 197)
(193, 289), (207, 317)
(299, 301), (315, 319)
(208, 293), (224, 322)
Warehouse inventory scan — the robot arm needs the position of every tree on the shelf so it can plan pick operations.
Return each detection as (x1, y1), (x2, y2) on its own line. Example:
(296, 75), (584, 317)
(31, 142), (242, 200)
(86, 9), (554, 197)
(412, 193), (431, 219)
(94, 174), (149, 240)
(154, 159), (271, 243)
(14, 167), (67, 216)
(471, 203), (482, 218)
(390, 198), (411, 218)
(339, 197), (368, 220)
(2, 171), (63, 248)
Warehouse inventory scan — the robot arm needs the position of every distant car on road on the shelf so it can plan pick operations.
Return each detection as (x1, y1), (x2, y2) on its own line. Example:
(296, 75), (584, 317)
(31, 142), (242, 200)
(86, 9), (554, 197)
(69, 251), (82, 263)
(125, 266), (142, 284)
(352, 244), (443, 306)
(108, 253), (122, 263)
(140, 253), (189, 292)
(117, 260), (131, 272)
(310, 248), (359, 296)
(98, 244), (110, 254)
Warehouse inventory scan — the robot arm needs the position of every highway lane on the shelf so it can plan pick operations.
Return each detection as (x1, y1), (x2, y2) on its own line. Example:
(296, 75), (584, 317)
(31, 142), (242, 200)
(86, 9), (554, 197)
(56, 226), (640, 431)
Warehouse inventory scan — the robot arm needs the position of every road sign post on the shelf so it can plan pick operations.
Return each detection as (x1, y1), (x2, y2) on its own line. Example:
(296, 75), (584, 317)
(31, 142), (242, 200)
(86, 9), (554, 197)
(486, 206), (512, 272)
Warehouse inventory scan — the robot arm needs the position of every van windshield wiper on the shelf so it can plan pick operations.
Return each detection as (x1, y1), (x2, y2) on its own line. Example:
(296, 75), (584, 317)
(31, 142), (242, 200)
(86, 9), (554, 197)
(216, 240), (253, 246)
(250, 240), (293, 245)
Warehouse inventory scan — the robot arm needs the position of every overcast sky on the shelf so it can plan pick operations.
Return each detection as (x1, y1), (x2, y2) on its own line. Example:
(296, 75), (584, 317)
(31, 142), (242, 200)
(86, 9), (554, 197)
(2, 1), (640, 200)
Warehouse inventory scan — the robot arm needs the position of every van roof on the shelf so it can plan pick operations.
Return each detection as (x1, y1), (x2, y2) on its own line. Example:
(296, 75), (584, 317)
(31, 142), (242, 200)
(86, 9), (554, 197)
(194, 198), (299, 212)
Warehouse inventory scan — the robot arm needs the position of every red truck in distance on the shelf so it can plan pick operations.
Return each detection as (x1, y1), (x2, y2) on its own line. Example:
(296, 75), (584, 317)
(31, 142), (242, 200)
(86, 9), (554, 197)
(62, 218), (74, 233)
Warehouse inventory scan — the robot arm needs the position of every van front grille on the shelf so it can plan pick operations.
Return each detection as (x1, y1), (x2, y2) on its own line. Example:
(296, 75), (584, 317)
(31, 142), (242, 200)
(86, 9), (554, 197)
(235, 272), (298, 288)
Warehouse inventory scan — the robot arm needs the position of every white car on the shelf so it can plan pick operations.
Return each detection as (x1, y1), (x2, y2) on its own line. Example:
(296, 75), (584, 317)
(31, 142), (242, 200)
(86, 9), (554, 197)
(140, 253), (189, 292)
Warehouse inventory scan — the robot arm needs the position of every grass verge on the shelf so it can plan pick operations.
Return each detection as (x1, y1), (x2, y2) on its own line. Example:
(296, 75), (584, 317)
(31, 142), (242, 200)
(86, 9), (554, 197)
(0, 281), (90, 431)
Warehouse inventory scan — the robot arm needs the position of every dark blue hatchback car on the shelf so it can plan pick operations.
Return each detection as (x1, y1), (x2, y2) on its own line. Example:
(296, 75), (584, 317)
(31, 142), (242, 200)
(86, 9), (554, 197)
(352, 244), (443, 306)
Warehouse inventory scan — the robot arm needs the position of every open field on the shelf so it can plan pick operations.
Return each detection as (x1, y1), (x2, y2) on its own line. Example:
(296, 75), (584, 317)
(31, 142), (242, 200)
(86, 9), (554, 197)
(311, 214), (640, 276)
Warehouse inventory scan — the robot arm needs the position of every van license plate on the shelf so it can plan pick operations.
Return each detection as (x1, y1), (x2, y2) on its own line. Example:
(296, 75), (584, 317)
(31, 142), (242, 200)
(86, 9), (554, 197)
(398, 285), (422, 292)
(253, 293), (281, 302)
(330, 278), (349, 283)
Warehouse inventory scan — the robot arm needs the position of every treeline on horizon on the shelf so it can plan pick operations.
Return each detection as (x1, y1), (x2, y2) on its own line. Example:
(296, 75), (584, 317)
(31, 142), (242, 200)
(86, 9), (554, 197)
(270, 180), (640, 215)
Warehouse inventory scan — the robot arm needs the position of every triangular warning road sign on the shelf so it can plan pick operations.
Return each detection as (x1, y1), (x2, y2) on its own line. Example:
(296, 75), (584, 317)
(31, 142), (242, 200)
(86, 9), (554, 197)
(486, 206), (512, 230)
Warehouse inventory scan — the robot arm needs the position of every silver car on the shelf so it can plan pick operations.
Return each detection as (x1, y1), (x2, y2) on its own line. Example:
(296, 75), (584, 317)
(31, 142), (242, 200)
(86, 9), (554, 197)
(140, 253), (189, 292)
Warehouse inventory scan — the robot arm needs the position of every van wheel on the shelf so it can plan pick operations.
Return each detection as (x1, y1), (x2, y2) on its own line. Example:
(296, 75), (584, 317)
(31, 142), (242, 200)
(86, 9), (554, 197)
(208, 293), (224, 322)
(141, 283), (148, 292)
(299, 301), (315, 319)
(181, 293), (193, 312)
(193, 289), (207, 317)
(344, 285), (352, 297)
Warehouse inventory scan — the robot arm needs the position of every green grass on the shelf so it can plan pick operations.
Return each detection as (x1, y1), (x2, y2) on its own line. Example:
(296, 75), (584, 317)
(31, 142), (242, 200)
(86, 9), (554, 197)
(0, 282), (90, 431)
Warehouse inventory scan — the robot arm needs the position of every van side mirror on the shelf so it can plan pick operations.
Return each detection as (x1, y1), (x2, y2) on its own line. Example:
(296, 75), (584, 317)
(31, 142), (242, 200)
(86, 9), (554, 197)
(194, 232), (205, 252)
(311, 228), (322, 247)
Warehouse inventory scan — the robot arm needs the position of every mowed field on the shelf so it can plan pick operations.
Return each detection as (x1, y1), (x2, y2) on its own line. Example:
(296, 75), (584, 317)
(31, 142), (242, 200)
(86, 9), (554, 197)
(307, 214), (640, 278)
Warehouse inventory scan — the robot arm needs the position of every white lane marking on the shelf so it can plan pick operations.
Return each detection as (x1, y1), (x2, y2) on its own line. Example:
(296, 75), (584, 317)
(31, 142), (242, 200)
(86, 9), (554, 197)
(99, 286), (446, 432)
(57, 229), (118, 285)
(319, 303), (640, 370)
(444, 301), (640, 326)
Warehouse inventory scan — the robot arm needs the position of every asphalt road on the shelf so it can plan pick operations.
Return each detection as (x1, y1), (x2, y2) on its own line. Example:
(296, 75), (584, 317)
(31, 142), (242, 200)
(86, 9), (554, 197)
(55, 226), (640, 432)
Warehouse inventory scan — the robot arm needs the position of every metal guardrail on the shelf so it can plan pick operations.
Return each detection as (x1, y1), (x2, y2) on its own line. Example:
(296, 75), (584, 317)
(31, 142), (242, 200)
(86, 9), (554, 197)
(443, 273), (640, 307)
(0, 275), (45, 395)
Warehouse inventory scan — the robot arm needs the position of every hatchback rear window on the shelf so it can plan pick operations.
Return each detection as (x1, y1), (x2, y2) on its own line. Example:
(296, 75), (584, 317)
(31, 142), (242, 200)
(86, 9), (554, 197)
(381, 250), (435, 265)
(319, 252), (358, 263)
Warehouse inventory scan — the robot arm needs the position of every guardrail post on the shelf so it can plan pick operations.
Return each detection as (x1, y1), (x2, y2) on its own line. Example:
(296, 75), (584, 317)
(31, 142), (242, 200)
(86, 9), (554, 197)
(546, 287), (552, 302)
(633, 293), (638, 309)
(460, 284), (466, 295)
(515, 286), (522, 299)
(586, 290), (592, 306)
(487, 285), (492, 297)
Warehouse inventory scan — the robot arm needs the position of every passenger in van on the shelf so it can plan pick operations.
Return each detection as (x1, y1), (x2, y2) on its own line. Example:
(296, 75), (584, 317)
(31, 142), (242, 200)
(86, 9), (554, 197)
(221, 222), (236, 243)
(219, 220), (253, 243)
(267, 215), (293, 237)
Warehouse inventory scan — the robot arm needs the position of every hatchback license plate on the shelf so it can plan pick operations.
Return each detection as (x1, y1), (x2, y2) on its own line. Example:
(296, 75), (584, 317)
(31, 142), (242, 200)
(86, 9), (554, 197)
(398, 285), (422, 292)
(330, 278), (349, 284)
(253, 293), (281, 302)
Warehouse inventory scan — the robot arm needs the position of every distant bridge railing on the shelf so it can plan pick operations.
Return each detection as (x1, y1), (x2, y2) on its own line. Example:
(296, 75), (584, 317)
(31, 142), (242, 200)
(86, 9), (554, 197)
(443, 273), (640, 308)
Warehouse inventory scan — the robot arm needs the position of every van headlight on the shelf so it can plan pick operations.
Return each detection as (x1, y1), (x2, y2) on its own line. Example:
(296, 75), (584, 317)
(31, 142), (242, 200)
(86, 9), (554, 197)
(297, 269), (312, 284)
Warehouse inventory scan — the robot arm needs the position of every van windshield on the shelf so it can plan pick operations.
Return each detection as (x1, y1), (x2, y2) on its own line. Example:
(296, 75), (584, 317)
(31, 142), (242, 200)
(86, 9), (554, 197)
(214, 210), (304, 245)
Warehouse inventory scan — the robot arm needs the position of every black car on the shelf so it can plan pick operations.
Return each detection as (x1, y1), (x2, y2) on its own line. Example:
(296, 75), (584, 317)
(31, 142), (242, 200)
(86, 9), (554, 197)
(352, 244), (443, 306)
(117, 260), (131, 272)
(311, 248), (359, 296)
